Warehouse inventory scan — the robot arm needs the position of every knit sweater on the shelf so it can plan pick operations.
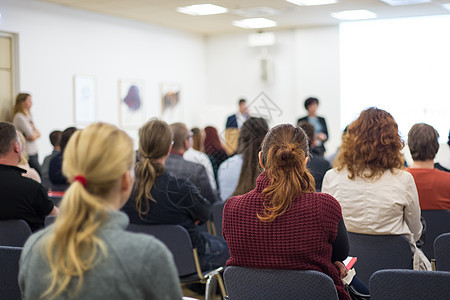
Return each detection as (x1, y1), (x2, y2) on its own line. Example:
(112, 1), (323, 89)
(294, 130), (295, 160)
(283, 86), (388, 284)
(223, 172), (349, 300)
(19, 210), (182, 300)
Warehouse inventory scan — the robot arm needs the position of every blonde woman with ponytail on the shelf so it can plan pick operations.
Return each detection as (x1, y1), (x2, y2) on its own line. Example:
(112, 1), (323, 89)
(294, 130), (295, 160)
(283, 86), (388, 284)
(223, 124), (361, 300)
(19, 122), (182, 300)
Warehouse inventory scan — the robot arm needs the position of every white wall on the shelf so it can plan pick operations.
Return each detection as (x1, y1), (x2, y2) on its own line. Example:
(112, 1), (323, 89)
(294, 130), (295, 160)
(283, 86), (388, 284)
(205, 26), (341, 154)
(0, 0), (207, 158)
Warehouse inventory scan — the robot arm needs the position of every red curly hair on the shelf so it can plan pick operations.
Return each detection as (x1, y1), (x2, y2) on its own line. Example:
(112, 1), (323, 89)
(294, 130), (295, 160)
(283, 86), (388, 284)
(335, 107), (404, 180)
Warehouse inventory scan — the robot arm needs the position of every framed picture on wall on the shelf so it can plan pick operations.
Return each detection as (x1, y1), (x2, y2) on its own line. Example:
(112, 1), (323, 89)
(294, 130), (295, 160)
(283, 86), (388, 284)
(119, 79), (145, 129)
(73, 75), (96, 124)
(161, 83), (180, 114)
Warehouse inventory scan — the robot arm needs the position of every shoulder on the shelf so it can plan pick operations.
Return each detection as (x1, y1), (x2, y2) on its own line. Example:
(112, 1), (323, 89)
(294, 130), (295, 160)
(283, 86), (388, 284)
(21, 227), (51, 262)
(165, 172), (197, 191)
(297, 116), (307, 123)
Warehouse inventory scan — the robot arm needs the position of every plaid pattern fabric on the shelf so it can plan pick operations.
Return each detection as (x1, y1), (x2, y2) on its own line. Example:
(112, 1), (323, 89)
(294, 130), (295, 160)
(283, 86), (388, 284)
(223, 172), (349, 300)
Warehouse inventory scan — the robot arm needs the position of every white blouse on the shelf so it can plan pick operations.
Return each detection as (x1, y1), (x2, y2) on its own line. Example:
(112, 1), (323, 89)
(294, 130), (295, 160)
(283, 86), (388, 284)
(322, 168), (422, 243)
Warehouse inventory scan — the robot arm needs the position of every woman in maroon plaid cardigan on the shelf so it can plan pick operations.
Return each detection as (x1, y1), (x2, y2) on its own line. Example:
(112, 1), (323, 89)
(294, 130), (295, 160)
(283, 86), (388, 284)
(223, 124), (351, 300)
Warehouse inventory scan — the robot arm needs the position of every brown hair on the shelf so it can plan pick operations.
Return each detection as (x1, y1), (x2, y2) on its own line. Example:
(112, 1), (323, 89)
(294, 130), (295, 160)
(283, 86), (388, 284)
(334, 107), (404, 180)
(13, 93), (31, 117)
(134, 119), (173, 216)
(258, 124), (315, 222)
(408, 123), (439, 161)
(298, 121), (315, 148)
(232, 117), (268, 197)
(191, 127), (203, 151)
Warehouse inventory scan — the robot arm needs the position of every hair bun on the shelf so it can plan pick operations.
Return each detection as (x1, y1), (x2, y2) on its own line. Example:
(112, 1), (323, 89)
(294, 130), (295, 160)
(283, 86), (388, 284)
(274, 144), (300, 167)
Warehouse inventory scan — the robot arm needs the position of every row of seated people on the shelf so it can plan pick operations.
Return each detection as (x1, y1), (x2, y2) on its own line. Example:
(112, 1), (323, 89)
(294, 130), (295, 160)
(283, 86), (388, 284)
(1, 106), (449, 299)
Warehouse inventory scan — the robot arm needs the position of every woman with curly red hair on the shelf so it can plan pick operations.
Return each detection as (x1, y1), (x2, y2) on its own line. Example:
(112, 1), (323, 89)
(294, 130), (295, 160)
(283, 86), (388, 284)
(322, 107), (430, 270)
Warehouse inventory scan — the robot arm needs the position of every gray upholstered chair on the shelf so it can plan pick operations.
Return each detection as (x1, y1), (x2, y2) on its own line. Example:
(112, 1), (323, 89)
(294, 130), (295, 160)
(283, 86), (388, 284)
(434, 232), (450, 271)
(348, 232), (413, 287)
(212, 201), (225, 238)
(421, 210), (450, 259)
(127, 224), (225, 300)
(0, 219), (32, 247)
(223, 266), (338, 300)
(0, 246), (22, 300)
(370, 269), (450, 300)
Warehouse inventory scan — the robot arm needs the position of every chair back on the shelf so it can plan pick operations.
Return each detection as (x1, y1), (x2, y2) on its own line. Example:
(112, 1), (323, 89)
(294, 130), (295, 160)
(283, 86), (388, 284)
(127, 224), (198, 278)
(44, 215), (57, 227)
(420, 210), (450, 259)
(370, 269), (450, 300)
(223, 266), (338, 300)
(212, 201), (225, 237)
(434, 232), (450, 271)
(348, 232), (412, 286)
(0, 219), (32, 247)
(0, 246), (22, 300)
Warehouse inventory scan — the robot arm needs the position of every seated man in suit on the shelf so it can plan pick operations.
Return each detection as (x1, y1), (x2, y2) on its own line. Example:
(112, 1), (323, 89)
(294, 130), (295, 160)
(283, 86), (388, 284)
(225, 98), (250, 155)
(299, 121), (331, 192)
(166, 123), (220, 204)
(0, 122), (58, 231)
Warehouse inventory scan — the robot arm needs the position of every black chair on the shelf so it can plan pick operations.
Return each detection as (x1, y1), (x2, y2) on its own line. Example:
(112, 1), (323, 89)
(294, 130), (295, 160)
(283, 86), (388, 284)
(434, 232), (450, 271)
(212, 201), (225, 237)
(0, 219), (32, 247)
(420, 210), (450, 259)
(348, 232), (413, 287)
(223, 266), (338, 300)
(0, 246), (22, 300)
(127, 224), (225, 300)
(370, 269), (450, 300)
(44, 215), (57, 227)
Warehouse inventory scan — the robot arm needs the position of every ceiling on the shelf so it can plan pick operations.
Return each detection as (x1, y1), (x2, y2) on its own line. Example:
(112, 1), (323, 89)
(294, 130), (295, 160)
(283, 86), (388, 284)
(37, 0), (450, 35)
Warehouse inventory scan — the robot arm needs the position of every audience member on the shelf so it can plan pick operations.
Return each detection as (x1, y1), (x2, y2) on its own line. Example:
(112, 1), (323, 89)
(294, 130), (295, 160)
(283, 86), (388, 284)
(297, 97), (328, 155)
(17, 131), (41, 183)
(19, 122), (182, 299)
(0, 122), (57, 231)
(225, 99), (250, 155)
(435, 130), (450, 172)
(204, 126), (228, 180)
(223, 124), (353, 300)
(322, 107), (430, 270)
(191, 127), (204, 152)
(166, 122), (219, 203)
(299, 121), (331, 191)
(218, 117), (268, 200)
(12, 92), (42, 175)
(41, 130), (62, 188)
(49, 126), (77, 188)
(184, 128), (217, 192)
(406, 123), (450, 210)
(123, 119), (229, 271)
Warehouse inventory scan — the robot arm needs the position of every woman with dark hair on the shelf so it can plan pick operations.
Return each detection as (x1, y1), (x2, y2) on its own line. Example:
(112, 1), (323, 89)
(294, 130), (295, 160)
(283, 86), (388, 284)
(13, 93), (42, 174)
(322, 107), (430, 270)
(223, 124), (353, 300)
(218, 117), (268, 200)
(204, 126), (228, 179)
(297, 97), (328, 156)
(191, 127), (204, 152)
(123, 119), (229, 271)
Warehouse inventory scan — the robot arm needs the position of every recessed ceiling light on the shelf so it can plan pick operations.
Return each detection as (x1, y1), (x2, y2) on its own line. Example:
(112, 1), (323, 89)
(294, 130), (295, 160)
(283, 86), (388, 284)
(232, 18), (277, 29)
(442, 3), (450, 10)
(286, 0), (338, 6)
(331, 10), (377, 20)
(380, 0), (431, 6)
(176, 4), (228, 16)
(233, 7), (280, 18)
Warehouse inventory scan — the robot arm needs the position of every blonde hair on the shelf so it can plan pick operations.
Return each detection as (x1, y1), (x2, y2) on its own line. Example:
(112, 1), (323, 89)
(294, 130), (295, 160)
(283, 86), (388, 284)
(13, 93), (30, 117)
(42, 123), (134, 299)
(16, 131), (28, 165)
(134, 119), (173, 217)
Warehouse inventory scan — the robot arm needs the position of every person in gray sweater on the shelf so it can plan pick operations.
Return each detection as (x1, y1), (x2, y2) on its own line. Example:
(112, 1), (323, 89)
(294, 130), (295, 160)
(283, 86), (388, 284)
(19, 123), (183, 300)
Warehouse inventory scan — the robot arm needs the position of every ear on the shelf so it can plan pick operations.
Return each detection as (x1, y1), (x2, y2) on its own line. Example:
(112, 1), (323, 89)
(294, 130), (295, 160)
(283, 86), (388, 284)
(121, 171), (132, 191)
(167, 144), (173, 156)
(258, 151), (265, 169)
(13, 141), (21, 154)
(184, 139), (190, 150)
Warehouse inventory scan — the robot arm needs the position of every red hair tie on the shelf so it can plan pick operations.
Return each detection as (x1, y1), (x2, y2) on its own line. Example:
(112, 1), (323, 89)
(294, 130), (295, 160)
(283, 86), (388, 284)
(74, 175), (87, 187)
